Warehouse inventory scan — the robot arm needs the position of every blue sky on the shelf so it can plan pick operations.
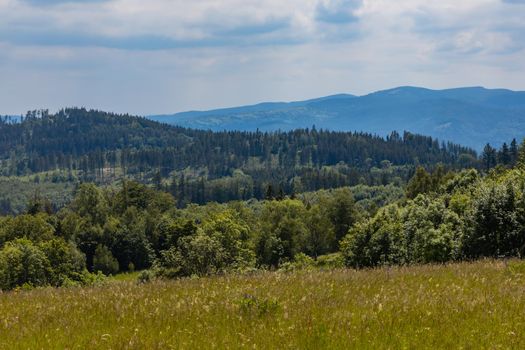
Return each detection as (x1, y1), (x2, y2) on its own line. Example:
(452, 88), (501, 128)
(0, 0), (524, 115)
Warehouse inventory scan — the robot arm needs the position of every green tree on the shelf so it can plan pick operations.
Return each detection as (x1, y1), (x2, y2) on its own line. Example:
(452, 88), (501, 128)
(406, 166), (432, 199)
(0, 239), (50, 290)
(93, 245), (119, 275)
(156, 233), (224, 277)
(257, 199), (308, 266)
(201, 210), (255, 270)
(0, 213), (55, 245)
(303, 205), (335, 258)
(325, 188), (360, 245)
(71, 183), (108, 226)
(39, 238), (86, 286)
(340, 205), (403, 268)
(463, 182), (520, 258)
(482, 144), (497, 171)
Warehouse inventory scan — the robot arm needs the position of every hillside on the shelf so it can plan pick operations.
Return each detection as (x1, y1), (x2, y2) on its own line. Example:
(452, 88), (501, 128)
(149, 86), (525, 150)
(0, 108), (477, 213)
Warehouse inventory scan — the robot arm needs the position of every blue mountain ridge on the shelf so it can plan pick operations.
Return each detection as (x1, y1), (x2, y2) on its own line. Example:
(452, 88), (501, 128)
(148, 86), (525, 150)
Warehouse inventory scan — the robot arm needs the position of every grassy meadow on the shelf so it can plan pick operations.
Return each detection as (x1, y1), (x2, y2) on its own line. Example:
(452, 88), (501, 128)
(2, 260), (525, 349)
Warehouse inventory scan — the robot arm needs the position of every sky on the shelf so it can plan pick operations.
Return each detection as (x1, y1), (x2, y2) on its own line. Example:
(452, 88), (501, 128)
(0, 0), (524, 115)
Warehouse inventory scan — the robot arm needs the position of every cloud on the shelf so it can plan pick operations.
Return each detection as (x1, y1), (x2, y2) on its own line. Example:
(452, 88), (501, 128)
(502, 0), (525, 4)
(0, 0), (524, 115)
(0, 0), (319, 49)
(316, 0), (361, 23)
(22, 0), (108, 5)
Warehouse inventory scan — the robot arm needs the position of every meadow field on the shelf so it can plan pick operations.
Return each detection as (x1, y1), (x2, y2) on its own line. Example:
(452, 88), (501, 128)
(1, 260), (525, 349)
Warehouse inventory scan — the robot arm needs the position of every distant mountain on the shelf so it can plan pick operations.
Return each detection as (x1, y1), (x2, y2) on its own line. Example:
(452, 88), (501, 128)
(148, 87), (525, 150)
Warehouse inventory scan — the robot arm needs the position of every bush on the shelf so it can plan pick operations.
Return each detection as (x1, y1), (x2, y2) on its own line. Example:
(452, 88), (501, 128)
(238, 294), (280, 318)
(137, 269), (155, 284)
(279, 253), (315, 272)
(315, 253), (345, 268)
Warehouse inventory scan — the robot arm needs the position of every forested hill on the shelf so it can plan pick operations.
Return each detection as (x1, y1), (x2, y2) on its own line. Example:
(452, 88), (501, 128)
(149, 86), (525, 150)
(0, 108), (478, 208)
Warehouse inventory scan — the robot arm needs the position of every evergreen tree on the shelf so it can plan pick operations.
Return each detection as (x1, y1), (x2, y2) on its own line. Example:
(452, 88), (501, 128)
(482, 144), (497, 171)
(498, 142), (511, 166)
(510, 138), (519, 165)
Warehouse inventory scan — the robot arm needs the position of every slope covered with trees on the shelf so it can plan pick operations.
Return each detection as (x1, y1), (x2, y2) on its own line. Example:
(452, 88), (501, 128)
(2, 107), (525, 291)
(2, 152), (525, 290)
(0, 108), (478, 212)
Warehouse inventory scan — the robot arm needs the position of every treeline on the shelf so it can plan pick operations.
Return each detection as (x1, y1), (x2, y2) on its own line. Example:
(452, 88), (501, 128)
(0, 108), (478, 207)
(481, 140), (520, 170)
(341, 159), (525, 267)
(1, 180), (382, 289)
(4, 157), (525, 290)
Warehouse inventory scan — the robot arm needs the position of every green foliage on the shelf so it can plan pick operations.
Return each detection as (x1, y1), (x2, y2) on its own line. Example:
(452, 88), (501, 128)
(256, 199), (309, 267)
(315, 252), (345, 268)
(0, 237), (90, 290)
(137, 269), (155, 284)
(0, 176), (74, 215)
(93, 245), (119, 276)
(279, 253), (316, 272)
(403, 195), (463, 263)
(39, 238), (86, 285)
(303, 205), (335, 257)
(342, 166), (525, 268)
(325, 188), (360, 244)
(156, 234), (223, 277)
(341, 205), (404, 268)
(154, 210), (255, 277)
(238, 294), (281, 318)
(0, 213), (55, 246)
(71, 183), (108, 226)
(0, 239), (50, 290)
(7, 155), (525, 286)
(0, 108), (479, 211)
(406, 166), (432, 199)
(463, 179), (523, 258)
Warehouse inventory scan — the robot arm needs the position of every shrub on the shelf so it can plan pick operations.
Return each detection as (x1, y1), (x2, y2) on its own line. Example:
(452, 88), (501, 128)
(137, 269), (155, 284)
(279, 253), (315, 272)
(238, 294), (280, 318)
(315, 253), (345, 268)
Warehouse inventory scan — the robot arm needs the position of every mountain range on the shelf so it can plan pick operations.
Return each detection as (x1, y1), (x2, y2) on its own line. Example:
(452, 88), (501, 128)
(148, 86), (525, 150)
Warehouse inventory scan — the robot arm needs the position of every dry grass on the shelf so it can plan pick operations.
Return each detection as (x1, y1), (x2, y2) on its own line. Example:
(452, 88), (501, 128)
(2, 260), (525, 349)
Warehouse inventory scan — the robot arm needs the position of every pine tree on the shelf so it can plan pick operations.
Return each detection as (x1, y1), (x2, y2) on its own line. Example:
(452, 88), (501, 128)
(498, 142), (511, 166)
(510, 138), (519, 165)
(482, 144), (497, 171)
(265, 184), (274, 200)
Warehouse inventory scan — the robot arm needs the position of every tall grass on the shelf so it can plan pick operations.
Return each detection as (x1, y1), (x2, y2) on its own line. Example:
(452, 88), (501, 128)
(1, 260), (525, 349)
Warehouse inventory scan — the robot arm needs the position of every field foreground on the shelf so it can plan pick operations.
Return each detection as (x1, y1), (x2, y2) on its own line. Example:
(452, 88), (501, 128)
(2, 260), (525, 349)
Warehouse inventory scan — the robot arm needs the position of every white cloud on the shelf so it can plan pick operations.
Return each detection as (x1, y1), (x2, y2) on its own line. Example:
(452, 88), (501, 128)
(0, 0), (524, 115)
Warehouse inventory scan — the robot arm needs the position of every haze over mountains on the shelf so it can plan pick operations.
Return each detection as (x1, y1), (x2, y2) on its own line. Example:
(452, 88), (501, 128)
(149, 87), (525, 150)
